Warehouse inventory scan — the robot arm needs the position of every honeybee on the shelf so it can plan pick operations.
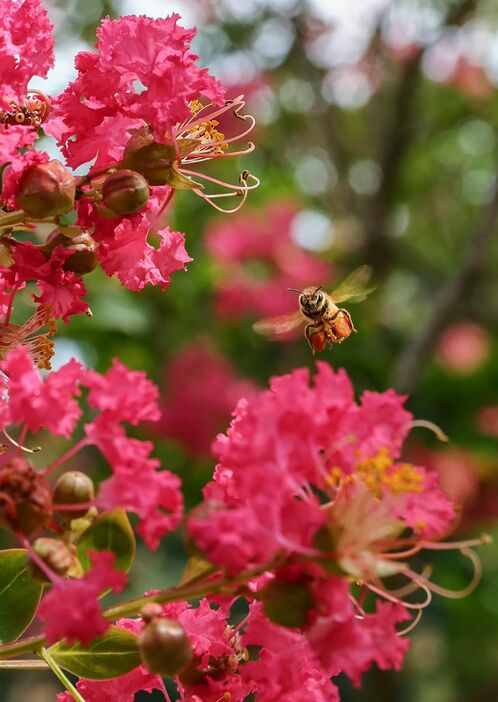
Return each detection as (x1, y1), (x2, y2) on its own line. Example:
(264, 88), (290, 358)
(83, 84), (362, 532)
(253, 265), (374, 354)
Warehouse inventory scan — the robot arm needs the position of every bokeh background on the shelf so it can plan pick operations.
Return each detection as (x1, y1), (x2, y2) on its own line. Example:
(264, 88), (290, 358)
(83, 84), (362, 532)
(2, 0), (498, 700)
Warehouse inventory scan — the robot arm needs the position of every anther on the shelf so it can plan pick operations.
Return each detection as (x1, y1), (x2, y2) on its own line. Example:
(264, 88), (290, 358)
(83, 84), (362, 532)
(3, 428), (42, 454)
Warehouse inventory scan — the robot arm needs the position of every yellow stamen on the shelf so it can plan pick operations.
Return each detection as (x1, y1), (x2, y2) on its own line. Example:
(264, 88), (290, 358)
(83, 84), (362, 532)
(355, 448), (423, 495)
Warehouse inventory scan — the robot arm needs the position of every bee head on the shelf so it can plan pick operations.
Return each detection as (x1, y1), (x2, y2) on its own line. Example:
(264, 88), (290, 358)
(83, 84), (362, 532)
(290, 286), (326, 315)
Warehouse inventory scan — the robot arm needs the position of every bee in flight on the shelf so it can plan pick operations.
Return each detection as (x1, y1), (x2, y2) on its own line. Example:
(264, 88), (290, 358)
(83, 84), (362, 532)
(253, 265), (374, 354)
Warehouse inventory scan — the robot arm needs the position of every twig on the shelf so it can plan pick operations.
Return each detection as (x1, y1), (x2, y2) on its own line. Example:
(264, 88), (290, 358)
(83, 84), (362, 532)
(394, 175), (498, 394)
(363, 0), (480, 272)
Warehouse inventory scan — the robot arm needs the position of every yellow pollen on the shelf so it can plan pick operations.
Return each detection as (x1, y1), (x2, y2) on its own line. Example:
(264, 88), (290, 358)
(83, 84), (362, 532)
(355, 448), (423, 495)
(414, 519), (426, 531)
(189, 99), (204, 115)
(187, 119), (227, 153)
(326, 466), (346, 488)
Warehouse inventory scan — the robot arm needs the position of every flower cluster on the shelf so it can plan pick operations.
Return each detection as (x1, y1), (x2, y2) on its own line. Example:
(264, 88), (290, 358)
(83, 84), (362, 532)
(206, 202), (330, 320)
(0, 0), (257, 368)
(0, 346), (182, 644)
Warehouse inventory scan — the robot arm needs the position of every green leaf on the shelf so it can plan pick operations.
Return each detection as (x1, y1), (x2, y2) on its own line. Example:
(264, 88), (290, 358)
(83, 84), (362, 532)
(0, 549), (43, 644)
(77, 509), (135, 574)
(48, 626), (141, 680)
(179, 555), (215, 586)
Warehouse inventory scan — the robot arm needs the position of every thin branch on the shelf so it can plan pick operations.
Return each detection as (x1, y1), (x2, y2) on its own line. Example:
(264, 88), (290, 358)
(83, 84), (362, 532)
(394, 175), (498, 394)
(363, 0), (480, 272)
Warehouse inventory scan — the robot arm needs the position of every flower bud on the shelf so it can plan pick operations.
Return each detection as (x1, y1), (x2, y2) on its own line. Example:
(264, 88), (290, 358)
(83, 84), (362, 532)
(138, 618), (193, 676)
(42, 230), (98, 274)
(140, 602), (163, 623)
(53, 471), (95, 519)
(30, 537), (79, 582)
(122, 130), (176, 186)
(101, 169), (150, 215)
(18, 160), (76, 218)
(261, 578), (313, 629)
(0, 458), (52, 535)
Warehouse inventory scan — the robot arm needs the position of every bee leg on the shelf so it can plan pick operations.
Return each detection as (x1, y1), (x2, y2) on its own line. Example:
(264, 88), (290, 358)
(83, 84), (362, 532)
(305, 325), (316, 354)
(339, 308), (357, 332)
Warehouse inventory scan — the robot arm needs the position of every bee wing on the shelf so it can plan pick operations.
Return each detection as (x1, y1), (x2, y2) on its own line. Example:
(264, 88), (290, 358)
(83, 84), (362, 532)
(329, 265), (375, 304)
(253, 310), (305, 336)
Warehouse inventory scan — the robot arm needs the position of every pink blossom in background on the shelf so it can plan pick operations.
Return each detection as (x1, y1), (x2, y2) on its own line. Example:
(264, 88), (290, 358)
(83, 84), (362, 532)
(206, 202), (331, 320)
(156, 342), (257, 456)
(408, 445), (480, 508)
(477, 404), (498, 437)
(436, 322), (491, 374)
(451, 57), (494, 99)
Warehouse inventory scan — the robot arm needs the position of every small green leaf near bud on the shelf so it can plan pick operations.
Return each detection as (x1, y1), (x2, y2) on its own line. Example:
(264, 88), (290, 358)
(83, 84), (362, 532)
(138, 618), (193, 676)
(17, 160), (76, 219)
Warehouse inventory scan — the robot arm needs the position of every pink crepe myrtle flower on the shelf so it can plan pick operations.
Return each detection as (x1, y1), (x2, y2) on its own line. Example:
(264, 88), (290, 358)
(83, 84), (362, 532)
(47, 13), (258, 211)
(206, 202), (331, 320)
(47, 13), (224, 170)
(76, 198), (192, 293)
(307, 577), (410, 685)
(242, 601), (338, 702)
(97, 461), (183, 550)
(38, 551), (126, 645)
(0, 0), (53, 175)
(0, 347), (183, 549)
(188, 362), (487, 614)
(0, 0), (54, 105)
(0, 346), (83, 438)
(85, 358), (160, 424)
(156, 342), (257, 456)
(436, 322), (491, 375)
(1, 241), (89, 322)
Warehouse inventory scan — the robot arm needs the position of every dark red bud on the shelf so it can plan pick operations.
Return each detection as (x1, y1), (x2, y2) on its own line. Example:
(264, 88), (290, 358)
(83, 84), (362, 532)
(261, 578), (313, 628)
(42, 230), (98, 274)
(101, 169), (150, 215)
(53, 471), (95, 519)
(18, 160), (76, 218)
(0, 458), (52, 536)
(138, 618), (193, 676)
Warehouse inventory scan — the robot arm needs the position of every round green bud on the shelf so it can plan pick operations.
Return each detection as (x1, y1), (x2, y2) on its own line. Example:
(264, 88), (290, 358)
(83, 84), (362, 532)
(53, 471), (95, 519)
(122, 130), (176, 186)
(101, 169), (150, 215)
(261, 578), (313, 629)
(138, 618), (193, 676)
